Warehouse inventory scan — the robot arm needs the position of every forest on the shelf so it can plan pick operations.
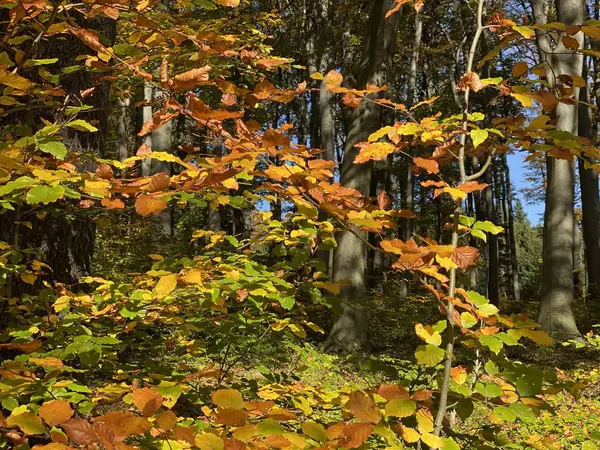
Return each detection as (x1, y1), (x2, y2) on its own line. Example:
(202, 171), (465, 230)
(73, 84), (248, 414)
(1, 0), (600, 448)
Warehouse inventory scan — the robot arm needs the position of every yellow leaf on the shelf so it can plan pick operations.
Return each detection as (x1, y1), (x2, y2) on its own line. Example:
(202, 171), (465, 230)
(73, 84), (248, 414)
(314, 281), (340, 295)
(289, 323), (307, 338)
(83, 180), (110, 197)
(0, 70), (34, 90)
(180, 269), (203, 286)
(195, 433), (224, 450)
(6, 411), (47, 435)
(511, 93), (533, 107)
(421, 432), (443, 449)
(415, 323), (442, 346)
(416, 409), (434, 434)
(211, 389), (244, 409)
(154, 274), (177, 298)
(400, 426), (420, 443)
(520, 329), (552, 345)
(355, 142), (395, 163)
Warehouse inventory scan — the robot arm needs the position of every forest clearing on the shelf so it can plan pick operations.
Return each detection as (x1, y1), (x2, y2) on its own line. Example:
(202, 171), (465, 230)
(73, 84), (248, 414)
(1, 0), (600, 448)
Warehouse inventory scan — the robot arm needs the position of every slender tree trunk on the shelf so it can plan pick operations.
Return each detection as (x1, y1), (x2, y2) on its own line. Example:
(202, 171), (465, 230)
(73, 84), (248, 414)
(534, 0), (582, 337)
(502, 155), (521, 301)
(141, 82), (153, 177)
(324, 0), (400, 353)
(117, 97), (130, 162)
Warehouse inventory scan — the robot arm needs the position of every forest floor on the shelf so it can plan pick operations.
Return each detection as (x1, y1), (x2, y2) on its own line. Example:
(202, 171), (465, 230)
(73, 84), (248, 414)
(234, 276), (600, 449)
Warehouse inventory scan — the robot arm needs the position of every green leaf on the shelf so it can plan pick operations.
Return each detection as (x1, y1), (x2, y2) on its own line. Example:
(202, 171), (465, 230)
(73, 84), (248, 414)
(509, 402), (536, 421)
(582, 441), (598, 450)
(478, 303), (499, 317)
(38, 140), (68, 159)
(471, 229), (487, 242)
(301, 422), (328, 443)
(78, 342), (102, 366)
(467, 291), (488, 308)
(480, 335), (503, 354)
(415, 344), (445, 366)
(26, 185), (65, 205)
(385, 398), (416, 418)
(491, 406), (517, 422)
(459, 215), (476, 227)
(473, 220), (504, 235)
(257, 418), (285, 436)
(0, 176), (36, 196)
(513, 25), (535, 39)
(6, 411), (47, 434)
(516, 376), (542, 396)
(67, 119), (98, 132)
(475, 382), (502, 398)
(279, 296), (295, 310)
(496, 331), (520, 346)
(470, 129), (489, 148)
(460, 312), (478, 329)
(441, 437), (460, 450)
(485, 360), (499, 376)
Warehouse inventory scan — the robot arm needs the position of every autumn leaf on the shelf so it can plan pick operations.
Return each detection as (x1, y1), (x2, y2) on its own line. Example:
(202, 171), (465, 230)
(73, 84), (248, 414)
(212, 389), (244, 409)
(458, 72), (485, 92)
(0, 340), (42, 353)
(377, 190), (391, 210)
(155, 410), (178, 430)
(0, 70), (34, 90)
(148, 172), (171, 193)
(135, 195), (167, 216)
(101, 198), (125, 209)
(6, 412), (47, 435)
(340, 423), (374, 449)
(452, 246), (480, 270)
(413, 157), (439, 174)
(154, 274), (177, 298)
(215, 408), (249, 426)
(132, 387), (163, 417)
(138, 109), (179, 137)
(355, 142), (395, 163)
(61, 419), (98, 446)
(512, 61), (528, 77)
(214, 0), (239, 6)
(39, 401), (73, 426)
(172, 66), (211, 91)
(456, 181), (488, 193)
(345, 392), (381, 424)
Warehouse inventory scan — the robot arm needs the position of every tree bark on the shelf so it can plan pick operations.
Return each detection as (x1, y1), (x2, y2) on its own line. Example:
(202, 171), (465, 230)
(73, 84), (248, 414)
(534, 0), (583, 337)
(578, 80), (600, 301)
(502, 155), (521, 301)
(324, 0), (400, 353)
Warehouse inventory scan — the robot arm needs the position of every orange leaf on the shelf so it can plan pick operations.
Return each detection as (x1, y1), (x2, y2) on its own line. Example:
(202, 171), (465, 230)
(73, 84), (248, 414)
(355, 142), (395, 163)
(452, 246), (479, 270)
(101, 198), (125, 209)
(340, 423), (374, 449)
(0, 340), (42, 353)
(92, 412), (150, 440)
(214, 408), (248, 426)
(135, 195), (167, 216)
(413, 157), (439, 174)
(456, 181), (488, 193)
(61, 419), (98, 447)
(155, 410), (178, 430)
(377, 384), (410, 400)
(377, 190), (391, 210)
(172, 66), (211, 92)
(95, 164), (114, 180)
(160, 57), (168, 84)
(214, 0), (239, 6)
(148, 172), (171, 193)
(39, 401), (73, 426)
(138, 109), (179, 137)
(458, 72), (485, 92)
(345, 392), (381, 424)
(132, 388), (163, 417)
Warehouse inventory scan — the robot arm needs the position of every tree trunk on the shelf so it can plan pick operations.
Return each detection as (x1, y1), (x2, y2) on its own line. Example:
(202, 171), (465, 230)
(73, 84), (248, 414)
(578, 81), (600, 301)
(141, 82), (153, 177)
(502, 154), (521, 301)
(534, 0), (582, 337)
(0, 15), (116, 288)
(484, 165), (500, 304)
(117, 97), (130, 162)
(324, 0), (400, 353)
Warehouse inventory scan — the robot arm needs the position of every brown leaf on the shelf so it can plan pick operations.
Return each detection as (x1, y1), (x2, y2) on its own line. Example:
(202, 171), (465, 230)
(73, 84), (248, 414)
(562, 35), (580, 50)
(452, 246), (480, 270)
(340, 423), (374, 449)
(39, 401), (73, 426)
(345, 392), (381, 424)
(155, 410), (178, 431)
(96, 164), (114, 180)
(94, 423), (117, 450)
(413, 157), (440, 174)
(214, 408), (248, 426)
(160, 57), (168, 84)
(135, 195), (167, 217)
(61, 419), (98, 447)
(136, 144), (152, 157)
(132, 387), (163, 417)
(458, 71), (485, 92)
(93, 411), (150, 440)
(147, 172), (171, 193)
(101, 198), (125, 209)
(0, 340), (42, 353)
(377, 190), (391, 210)
(172, 66), (211, 92)
(173, 426), (195, 444)
(138, 108), (179, 137)
(377, 384), (410, 400)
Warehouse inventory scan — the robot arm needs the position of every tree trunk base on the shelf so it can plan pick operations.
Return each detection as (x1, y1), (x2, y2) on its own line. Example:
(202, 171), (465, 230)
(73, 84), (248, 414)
(323, 301), (371, 353)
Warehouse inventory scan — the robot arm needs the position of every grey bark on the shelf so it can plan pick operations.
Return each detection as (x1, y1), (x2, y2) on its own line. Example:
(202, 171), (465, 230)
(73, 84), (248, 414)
(324, 0), (401, 353)
(533, 0), (583, 337)
(578, 81), (600, 300)
(141, 82), (153, 177)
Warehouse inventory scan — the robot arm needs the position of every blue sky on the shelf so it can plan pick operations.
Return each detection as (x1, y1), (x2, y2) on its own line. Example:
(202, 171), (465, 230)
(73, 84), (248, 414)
(507, 153), (544, 225)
